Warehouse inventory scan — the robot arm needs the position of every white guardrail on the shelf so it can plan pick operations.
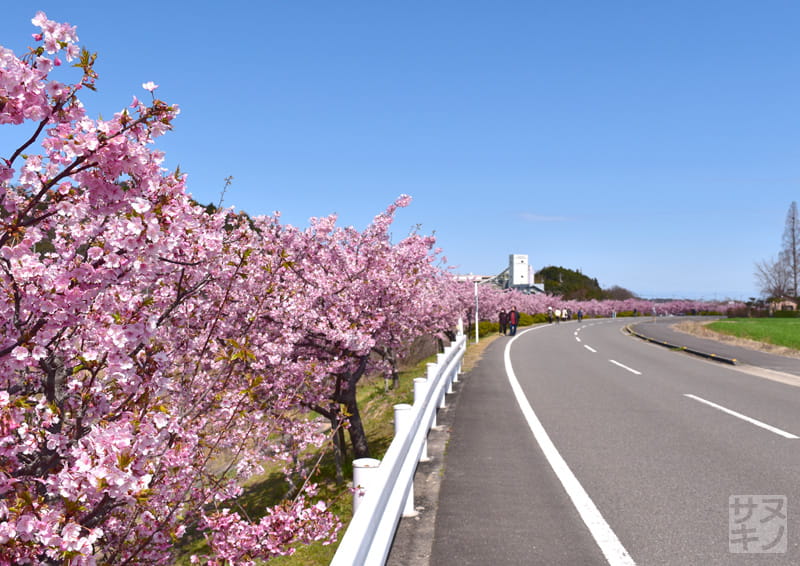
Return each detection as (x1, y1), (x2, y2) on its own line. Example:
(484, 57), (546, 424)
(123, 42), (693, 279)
(330, 331), (468, 566)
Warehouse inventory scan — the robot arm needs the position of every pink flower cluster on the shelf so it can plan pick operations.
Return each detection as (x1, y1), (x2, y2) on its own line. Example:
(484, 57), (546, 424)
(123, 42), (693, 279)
(196, 496), (339, 565)
(0, 12), (78, 127)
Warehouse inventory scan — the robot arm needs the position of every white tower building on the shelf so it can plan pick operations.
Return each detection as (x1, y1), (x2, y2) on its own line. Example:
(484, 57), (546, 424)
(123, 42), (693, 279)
(509, 254), (530, 287)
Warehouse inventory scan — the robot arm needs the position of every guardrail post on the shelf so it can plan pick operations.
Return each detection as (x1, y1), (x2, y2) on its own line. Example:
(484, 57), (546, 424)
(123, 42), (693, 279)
(426, 362), (438, 427)
(442, 348), (455, 393)
(394, 404), (418, 517)
(453, 346), (461, 383)
(352, 457), (381, 515)
(413, 377), (430, 462)
(437, 353), (448, 406)
(454, 335), (464, 380)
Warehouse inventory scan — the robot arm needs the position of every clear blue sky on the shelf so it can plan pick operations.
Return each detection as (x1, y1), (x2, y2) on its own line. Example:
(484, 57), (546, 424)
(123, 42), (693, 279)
(3, 1), (799, 300)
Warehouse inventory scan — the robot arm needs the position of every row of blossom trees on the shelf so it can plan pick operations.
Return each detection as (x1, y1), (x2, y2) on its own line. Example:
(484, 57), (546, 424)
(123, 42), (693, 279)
(461, 282), (734, 326)
(0, 13), (471, 565)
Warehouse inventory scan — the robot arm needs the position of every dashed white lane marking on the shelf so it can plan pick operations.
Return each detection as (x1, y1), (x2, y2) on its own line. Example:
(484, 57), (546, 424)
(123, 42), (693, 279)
(609, 360), (642, 375)
(506, 328), (637, 566)
(585, 345), (597, 353)
(684, 394), (799, 439)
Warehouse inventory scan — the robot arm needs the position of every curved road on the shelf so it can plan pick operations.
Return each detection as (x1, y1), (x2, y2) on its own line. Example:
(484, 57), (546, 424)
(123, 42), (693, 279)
(419, 319), (800, 565)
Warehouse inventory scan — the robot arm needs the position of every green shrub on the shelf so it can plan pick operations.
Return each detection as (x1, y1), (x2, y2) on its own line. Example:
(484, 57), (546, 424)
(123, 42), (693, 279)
(520, 312), (547, 325)
(727, 307), (769, 318)
(478, 321), (498, 337)
(774, 310), (799, 318)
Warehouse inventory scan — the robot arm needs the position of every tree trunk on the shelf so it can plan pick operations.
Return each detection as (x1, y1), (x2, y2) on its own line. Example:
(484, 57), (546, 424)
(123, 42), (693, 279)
(387, 349), (400, 390)
(329, 356), (371, 460)
(340, 384), (370, 460)
(338, 425), (347, 463)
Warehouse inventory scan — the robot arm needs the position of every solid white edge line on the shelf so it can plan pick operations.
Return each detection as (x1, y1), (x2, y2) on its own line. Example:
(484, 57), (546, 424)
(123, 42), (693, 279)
(684, 394), (799, 439)
(505, 328), (637, 566)
(584, 345), (597, 353)
(609, 359), (642, 375)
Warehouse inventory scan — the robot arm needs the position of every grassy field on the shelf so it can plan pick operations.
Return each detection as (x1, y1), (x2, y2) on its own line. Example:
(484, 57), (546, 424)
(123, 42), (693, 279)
(706, 318), (800, 350)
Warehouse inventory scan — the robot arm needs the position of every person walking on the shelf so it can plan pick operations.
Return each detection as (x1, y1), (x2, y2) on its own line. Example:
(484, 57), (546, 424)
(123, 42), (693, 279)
(508, 307), (519, 336)
(499, 309), (508, 335)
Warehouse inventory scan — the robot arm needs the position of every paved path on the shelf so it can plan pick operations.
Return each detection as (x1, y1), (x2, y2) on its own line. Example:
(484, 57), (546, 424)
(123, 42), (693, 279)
(390, 331), (600, 565)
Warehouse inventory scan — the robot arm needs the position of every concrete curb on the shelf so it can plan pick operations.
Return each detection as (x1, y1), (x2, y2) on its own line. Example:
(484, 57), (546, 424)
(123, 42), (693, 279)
(625, 325), (738, 365)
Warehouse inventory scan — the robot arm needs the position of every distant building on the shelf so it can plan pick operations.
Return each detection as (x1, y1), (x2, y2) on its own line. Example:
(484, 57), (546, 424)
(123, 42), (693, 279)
(509, 254), (529, 287)
(770, 297), (797, 313)
(507, 254), (546, 293)
(457, 253), (546, 294)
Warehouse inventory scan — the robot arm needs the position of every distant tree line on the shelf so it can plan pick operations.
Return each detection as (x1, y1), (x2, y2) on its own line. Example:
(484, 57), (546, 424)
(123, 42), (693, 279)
(536, 266), (637, 300)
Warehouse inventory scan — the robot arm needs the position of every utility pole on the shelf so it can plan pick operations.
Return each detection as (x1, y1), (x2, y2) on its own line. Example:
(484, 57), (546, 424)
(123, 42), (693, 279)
(474, 281), (479, 343)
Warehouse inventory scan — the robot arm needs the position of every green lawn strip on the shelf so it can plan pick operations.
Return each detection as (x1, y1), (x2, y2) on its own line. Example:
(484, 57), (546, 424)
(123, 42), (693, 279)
(706, 318), (800, 350)
(173, 354), (432, 565)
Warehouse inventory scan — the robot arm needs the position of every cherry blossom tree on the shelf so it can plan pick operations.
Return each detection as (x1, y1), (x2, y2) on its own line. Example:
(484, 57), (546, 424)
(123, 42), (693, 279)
(259, 197), (460, 463)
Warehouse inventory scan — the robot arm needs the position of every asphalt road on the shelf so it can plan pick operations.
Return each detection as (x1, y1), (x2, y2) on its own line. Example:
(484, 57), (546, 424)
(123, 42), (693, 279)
(396, 318), (800, 565)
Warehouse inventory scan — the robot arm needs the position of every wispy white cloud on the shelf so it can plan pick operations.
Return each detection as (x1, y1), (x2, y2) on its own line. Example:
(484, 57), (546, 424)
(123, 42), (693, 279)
(518, 212), (572, 222)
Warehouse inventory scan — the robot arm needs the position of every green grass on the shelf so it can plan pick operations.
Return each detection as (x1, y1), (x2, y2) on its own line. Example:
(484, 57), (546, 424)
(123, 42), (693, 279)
(173, 356), (429, 565)
(707, 318), (800, 350)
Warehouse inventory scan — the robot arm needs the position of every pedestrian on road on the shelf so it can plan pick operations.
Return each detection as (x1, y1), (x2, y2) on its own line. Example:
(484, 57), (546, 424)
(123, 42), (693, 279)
(577, 308), (583, 322)
(508, 307), (519, 335)
(498, 309), (508, 335)
(547, 307), (553, 324)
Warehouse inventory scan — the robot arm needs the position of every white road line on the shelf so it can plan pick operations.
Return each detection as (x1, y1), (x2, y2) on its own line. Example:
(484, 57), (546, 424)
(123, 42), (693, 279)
(609, 360), (642, 375)
(684, 394), (799, 439)
(506, 328), (636, 566)
(576, 337), (582, 343)
(584, 345), (597, 353)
